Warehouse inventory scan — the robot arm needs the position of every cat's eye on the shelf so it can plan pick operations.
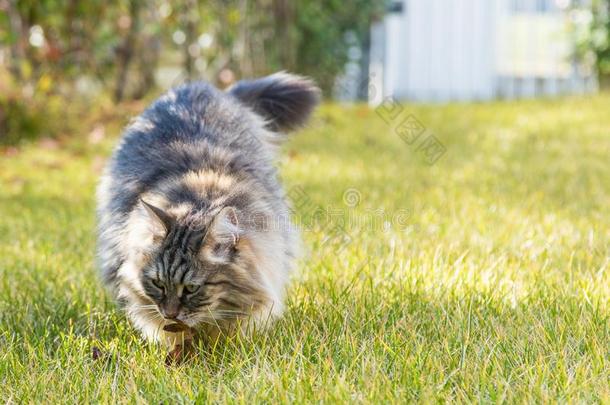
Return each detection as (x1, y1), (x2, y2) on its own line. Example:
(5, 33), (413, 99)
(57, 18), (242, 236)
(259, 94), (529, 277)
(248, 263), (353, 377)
(184, 283), (200, 294)
(152, 279), (165, 290)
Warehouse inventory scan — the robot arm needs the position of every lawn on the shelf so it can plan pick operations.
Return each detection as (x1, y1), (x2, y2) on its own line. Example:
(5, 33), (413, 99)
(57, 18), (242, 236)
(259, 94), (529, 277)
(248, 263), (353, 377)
(1, 95), (609, 402)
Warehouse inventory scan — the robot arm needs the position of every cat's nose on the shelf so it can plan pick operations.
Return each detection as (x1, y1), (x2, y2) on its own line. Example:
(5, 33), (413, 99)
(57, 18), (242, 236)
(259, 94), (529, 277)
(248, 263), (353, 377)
(163, 308), (180, 319)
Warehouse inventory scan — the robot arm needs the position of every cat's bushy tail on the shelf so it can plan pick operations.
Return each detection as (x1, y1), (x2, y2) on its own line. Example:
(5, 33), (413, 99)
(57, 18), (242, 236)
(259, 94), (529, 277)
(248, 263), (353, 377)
(229, 72), (321, 133)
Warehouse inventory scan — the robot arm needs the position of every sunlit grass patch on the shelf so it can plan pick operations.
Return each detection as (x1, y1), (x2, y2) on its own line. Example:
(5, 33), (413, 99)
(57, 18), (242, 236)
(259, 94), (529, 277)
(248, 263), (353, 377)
(1, 95), (609, 402)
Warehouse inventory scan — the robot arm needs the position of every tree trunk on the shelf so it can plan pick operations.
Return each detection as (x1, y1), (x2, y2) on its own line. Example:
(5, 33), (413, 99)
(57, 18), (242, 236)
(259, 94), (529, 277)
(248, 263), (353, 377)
(358, 29), (371, 101)
(132, 5), (161, 99)
(272, 0), (295, 69)
(6, 0), (27, 81)
(183, 0), (198, 81)
(114, 0), (141, 102)
(133, 34), (161, 99)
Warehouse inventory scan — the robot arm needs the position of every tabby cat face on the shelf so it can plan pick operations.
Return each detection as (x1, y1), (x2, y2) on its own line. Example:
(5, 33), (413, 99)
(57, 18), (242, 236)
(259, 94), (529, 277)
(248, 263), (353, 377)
(139, 200), (252, 326)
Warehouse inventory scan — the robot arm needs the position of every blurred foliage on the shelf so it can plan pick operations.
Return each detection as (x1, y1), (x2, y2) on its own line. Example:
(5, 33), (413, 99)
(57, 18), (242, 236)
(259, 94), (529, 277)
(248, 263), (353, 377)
(572, 0), (610, 84)
(292, 0), (380, 92)
(0, 0), (383, 144)
(0, 70), (67, 145)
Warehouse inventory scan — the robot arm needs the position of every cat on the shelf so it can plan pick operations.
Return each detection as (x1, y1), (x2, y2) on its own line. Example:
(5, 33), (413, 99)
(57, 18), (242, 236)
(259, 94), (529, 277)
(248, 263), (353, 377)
(96, 72), (320, 347)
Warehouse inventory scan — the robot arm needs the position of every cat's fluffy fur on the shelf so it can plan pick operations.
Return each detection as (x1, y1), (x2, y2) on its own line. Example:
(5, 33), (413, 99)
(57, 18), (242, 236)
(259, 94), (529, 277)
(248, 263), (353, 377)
(97, 72), (319, 345)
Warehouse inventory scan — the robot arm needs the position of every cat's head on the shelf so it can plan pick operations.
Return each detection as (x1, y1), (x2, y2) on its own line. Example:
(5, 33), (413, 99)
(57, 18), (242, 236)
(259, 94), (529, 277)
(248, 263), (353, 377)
(135, 199), (265, 327)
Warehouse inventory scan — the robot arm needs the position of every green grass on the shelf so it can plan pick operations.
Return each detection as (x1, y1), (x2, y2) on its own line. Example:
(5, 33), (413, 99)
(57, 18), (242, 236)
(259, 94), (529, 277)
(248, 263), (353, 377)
(1, 95), (610, 402)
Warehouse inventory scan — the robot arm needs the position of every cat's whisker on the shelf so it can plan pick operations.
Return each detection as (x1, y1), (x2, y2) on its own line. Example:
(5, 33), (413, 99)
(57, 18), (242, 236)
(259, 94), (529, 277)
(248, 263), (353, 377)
(135, 305), (159, 309)
(136, 306), (159, 312)
(140, 309), (163, 318)
(153, 322), (164, 342)
(150, 313), (165, 322)
(212, 309), (248, 316)
(206, 312), (246, 321)
(134, 303), (158, 309)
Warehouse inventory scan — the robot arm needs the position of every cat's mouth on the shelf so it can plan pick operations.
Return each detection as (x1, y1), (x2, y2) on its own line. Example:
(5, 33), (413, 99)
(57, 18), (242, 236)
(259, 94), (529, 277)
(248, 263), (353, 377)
(162, 321), (190, 333)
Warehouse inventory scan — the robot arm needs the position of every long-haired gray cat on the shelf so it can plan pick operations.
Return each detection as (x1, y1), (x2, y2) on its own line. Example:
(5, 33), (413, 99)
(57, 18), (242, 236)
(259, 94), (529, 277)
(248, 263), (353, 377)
(97, 73), (319, 354)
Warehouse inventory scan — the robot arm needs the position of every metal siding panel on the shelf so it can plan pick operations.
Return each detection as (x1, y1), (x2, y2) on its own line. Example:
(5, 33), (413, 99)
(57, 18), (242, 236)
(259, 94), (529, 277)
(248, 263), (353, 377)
(368, 21), (386, 105)
(370, 0), (595, 102)
(456, 0), (472, 100)
(429, 0), (441, 101)
(406, 0), (426, 100)
(384, 13), (402, 99)
(433, 0), (450, 102)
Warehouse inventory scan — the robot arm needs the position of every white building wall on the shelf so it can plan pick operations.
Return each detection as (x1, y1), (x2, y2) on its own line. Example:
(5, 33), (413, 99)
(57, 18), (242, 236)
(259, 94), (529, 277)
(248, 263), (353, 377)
(369, 0), (597, 103)
(380, 0), (499, 102)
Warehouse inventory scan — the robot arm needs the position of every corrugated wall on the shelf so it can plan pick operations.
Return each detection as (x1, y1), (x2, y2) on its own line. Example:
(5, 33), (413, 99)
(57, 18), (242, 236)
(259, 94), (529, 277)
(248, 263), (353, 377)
(385, 0), (497, 102)
(369, 0), (597, 103)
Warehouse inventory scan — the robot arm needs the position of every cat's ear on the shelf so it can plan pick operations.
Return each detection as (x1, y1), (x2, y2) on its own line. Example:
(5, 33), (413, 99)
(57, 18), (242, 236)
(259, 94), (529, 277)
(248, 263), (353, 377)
(201, 206), (241, 263)
(228, 72), (320, 133)
(140, 199), (174, 236)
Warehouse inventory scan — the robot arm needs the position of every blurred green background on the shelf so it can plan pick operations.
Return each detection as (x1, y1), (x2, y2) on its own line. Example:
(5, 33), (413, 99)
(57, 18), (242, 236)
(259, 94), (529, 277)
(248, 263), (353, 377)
(0, 0), (381, 144)
(2, 0), (610, 145)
